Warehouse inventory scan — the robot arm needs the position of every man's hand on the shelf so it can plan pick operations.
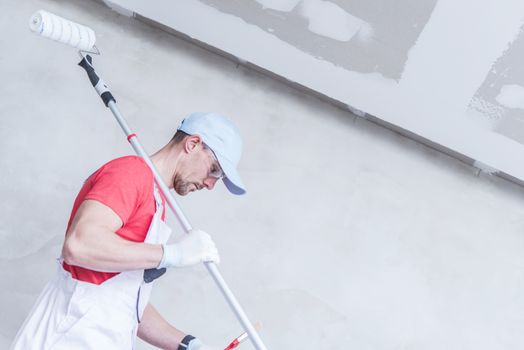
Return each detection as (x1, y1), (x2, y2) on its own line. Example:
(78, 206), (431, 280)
(187, 338), (221, 350)
(158, 229), (220, 268)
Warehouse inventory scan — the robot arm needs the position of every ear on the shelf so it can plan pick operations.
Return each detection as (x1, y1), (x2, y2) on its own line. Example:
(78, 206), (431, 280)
(183, 134), (203, 154)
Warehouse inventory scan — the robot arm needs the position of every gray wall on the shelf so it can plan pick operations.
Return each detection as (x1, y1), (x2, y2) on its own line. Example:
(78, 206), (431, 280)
(1, 0), (524, 349)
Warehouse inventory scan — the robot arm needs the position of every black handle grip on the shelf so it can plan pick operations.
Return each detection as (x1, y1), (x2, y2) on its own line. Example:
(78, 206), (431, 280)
(143, 267), (167, 283)
(78, 54), (115, 107)
(78, 54), (99, 87)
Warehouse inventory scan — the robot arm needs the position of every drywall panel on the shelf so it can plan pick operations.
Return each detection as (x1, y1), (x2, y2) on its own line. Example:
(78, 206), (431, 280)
(104, 0), (524, 182)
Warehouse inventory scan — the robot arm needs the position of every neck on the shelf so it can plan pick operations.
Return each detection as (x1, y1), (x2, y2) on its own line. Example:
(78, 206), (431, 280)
(150, 143), (181, 189)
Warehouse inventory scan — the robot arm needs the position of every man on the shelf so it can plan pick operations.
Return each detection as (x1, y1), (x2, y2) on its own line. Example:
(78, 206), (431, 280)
(11, 112), (246, 350)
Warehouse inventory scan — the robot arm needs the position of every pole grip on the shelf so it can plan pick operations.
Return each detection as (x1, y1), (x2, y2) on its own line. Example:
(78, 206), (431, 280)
(78, 54), (115, 107)
(78, 54), (99, 86)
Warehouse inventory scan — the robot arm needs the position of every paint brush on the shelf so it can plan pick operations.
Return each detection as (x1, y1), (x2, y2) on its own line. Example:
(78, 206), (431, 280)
(224, 322), (262, 350)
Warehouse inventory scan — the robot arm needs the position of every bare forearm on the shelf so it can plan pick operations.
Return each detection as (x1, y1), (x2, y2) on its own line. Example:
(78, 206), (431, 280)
(138, 303), (185, 350)
(62, 199), (164, 272)
(63, 224), (163, 272)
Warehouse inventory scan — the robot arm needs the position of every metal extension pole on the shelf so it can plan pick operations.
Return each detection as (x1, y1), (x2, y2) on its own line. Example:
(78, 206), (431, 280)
(78, 53), (268, 350)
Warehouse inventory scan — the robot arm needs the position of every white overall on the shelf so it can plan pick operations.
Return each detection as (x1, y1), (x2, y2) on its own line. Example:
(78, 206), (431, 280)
(11, 184), (171, 350)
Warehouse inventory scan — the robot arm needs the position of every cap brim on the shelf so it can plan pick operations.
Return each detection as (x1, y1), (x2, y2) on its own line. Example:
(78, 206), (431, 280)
(215, 153), (246, 195)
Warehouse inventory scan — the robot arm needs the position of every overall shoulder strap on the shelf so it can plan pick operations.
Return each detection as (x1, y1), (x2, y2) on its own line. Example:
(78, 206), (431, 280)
(152, 182), (164, 212)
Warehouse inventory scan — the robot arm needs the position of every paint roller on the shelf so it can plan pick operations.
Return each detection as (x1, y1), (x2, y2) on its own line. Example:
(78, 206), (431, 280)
(30, 10), (97, 52)
(29, 9), (268, 350)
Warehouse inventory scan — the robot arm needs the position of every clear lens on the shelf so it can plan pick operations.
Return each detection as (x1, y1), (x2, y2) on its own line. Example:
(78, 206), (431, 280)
(206, 146), (224, 179)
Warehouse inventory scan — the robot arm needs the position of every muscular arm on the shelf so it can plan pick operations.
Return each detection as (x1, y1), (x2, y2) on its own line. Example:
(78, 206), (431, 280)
(138, 303), (186, 350)
(62, 199), (163, 272)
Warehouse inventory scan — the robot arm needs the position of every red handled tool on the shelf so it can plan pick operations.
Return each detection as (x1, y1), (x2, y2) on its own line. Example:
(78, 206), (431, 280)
(224, 322), (262, 350)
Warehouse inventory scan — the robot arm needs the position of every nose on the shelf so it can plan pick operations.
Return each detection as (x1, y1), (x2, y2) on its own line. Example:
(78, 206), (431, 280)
(203, 177), (219, 190)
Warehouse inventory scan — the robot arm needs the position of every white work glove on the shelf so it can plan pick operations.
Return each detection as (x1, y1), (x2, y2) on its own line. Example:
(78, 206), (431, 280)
(158, 229), (220, 268)
(186, 338), (220, 350)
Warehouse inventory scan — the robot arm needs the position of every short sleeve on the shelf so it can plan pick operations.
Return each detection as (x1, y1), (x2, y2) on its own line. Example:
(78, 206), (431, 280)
(84, 157), (153, 225)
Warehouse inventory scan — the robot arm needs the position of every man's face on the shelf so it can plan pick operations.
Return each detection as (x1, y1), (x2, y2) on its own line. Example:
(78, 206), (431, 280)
(173, 143), (223, 196)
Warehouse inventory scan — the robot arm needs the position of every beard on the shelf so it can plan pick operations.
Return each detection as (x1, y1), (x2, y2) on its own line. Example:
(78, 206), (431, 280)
(173, 175), (195, 196)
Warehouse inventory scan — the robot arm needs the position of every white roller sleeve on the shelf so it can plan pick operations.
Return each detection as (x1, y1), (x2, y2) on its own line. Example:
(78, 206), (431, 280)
(29, 10), (96, 51)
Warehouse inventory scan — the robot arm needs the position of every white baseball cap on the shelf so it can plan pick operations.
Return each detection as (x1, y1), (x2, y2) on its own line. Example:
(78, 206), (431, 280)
(177, 112), (246, 195)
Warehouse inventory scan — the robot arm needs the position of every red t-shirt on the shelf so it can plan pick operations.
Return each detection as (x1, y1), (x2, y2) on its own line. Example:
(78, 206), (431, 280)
(63, 155), (166, 285)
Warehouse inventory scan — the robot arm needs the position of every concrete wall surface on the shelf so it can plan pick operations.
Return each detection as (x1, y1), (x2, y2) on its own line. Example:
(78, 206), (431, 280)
(1, 0), (524, 349)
